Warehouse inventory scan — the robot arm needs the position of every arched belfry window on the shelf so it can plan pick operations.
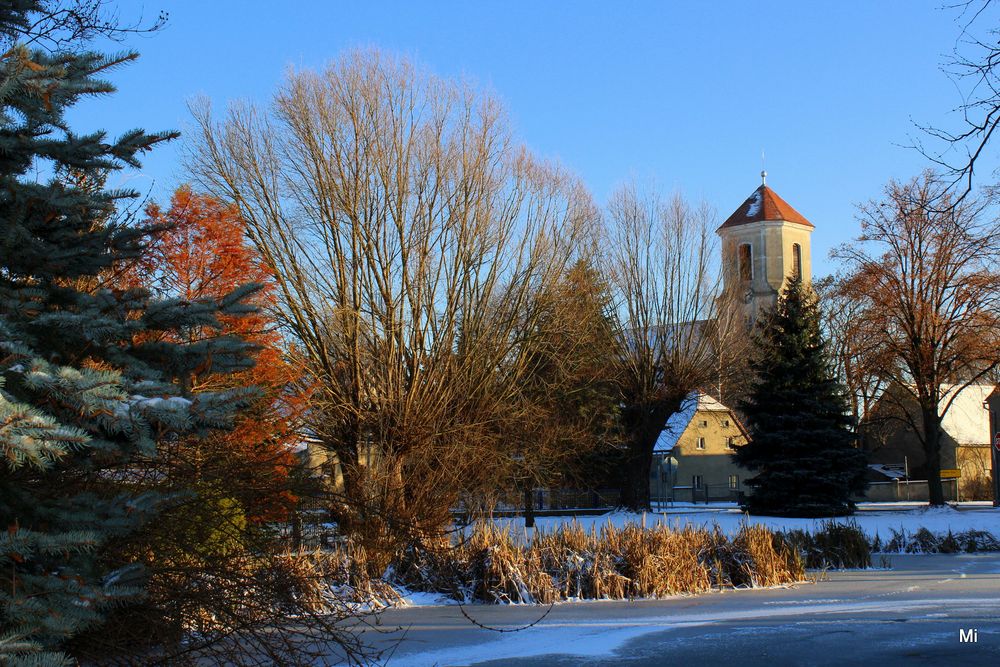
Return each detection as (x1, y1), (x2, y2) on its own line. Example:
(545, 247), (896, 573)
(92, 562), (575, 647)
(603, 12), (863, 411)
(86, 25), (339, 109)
(792, 243), (802, 280)
(738, 244), (752, 282)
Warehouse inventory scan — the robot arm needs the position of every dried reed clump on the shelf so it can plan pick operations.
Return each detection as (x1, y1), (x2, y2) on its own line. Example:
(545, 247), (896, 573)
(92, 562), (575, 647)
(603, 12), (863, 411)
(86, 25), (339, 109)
(879, 527), (1000, 554)
(275, 543), (403, 611)
(608, 523), (712, 597)
(733, 525), (805, 586)
(389, 518), (803, 604)
(391, 534), (467, 600)
(779, 521), (871, 569)
(533, 521), (593, 598)
(459, 523), (558, 604)
(269, 549), (340, 612)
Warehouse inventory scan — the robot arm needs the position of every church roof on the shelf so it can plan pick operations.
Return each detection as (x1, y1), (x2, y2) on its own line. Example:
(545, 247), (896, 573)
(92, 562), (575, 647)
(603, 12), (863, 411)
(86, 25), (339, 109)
(718, 184), (813, 230)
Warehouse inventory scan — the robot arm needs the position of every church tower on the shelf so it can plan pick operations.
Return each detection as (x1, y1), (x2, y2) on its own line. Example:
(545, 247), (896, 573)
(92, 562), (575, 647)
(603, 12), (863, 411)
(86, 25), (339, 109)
(717, 172), (813, 321)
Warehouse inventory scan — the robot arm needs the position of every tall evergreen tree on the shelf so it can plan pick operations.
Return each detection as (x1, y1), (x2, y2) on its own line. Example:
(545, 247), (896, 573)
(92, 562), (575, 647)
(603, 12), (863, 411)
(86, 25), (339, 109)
(733, 277), (867, 517)
(0, 4), (256, 663)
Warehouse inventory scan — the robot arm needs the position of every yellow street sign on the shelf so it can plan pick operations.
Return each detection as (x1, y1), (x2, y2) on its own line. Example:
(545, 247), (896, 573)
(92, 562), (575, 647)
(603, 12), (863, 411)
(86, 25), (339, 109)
(940, 469), (961, 479)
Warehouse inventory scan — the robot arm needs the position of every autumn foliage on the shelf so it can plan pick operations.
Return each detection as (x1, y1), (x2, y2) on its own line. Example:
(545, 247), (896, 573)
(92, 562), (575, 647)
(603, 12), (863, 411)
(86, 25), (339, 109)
(131, 186), (300, 522)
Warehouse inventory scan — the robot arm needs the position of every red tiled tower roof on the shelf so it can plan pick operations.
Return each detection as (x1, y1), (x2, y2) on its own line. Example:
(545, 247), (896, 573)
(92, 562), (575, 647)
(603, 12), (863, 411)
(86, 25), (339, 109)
(718, 185), (813, 230)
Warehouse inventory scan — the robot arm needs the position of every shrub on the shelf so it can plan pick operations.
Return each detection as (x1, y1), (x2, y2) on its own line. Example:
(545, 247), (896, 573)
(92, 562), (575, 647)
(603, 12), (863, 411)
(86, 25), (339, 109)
(958, 529), (1000, 552)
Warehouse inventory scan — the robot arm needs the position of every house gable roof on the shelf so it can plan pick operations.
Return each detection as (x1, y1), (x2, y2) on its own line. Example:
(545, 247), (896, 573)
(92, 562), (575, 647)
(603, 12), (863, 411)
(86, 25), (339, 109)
(941, 384), (995, 445)
(718, 185), (813, 231)
(653, 391), (748, 453)
(866, 382), (996, 446)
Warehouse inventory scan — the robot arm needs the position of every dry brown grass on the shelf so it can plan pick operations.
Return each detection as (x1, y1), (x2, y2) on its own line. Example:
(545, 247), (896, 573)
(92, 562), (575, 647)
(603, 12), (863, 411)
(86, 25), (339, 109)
(390, 518), (803, 604)
(279, 545), (404, 610)
(732, 524), (805, 587)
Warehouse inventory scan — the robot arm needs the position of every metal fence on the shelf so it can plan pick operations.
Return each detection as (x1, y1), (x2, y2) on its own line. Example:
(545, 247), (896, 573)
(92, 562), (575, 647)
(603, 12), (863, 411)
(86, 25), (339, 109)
(652, 483), (740, 504)
(863, 479), (959, 502)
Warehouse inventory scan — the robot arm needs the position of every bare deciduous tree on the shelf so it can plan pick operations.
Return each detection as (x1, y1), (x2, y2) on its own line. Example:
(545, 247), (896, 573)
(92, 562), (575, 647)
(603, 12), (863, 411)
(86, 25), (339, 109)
(835, 172), (1000, 505)
(0, 0), (167, 51)
(915, 0), (1000, 202)
(815, 275), (890, 426)
(188, 49), (596, 556)
(604, 184), (727, 510)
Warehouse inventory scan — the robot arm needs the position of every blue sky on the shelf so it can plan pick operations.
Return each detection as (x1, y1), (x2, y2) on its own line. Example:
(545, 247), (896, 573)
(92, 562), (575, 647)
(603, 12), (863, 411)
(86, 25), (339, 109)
(69, 1), (995, 278)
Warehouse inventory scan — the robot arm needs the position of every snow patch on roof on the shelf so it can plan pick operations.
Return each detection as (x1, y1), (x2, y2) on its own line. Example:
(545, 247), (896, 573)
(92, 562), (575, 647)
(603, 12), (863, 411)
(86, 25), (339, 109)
(653, 391), (700, 452)
(694, 393), (730, 412)
(868, 463), (906, 480)
(653, 394), (697, 452)
(745, 190), (762, 217)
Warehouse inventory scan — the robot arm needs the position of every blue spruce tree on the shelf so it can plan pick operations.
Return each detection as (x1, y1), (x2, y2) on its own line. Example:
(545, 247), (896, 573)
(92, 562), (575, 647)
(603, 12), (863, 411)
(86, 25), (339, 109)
(733, 277), (868, 517)
(0, 3), (257, 663)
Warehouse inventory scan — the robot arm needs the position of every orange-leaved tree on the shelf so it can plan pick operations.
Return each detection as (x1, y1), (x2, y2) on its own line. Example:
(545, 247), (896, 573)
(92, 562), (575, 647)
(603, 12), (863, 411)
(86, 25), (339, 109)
(129, 185), (301, 523)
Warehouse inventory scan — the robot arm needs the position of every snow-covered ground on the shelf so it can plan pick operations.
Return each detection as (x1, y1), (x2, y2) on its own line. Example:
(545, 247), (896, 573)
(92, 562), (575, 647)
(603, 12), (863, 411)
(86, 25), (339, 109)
(492, 503), (1000, 543)
(394, 587), (461, 607)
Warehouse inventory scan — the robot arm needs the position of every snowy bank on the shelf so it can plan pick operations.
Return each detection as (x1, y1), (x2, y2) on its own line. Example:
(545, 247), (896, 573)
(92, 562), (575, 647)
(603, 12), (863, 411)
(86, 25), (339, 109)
(494, 504), (1000, 545)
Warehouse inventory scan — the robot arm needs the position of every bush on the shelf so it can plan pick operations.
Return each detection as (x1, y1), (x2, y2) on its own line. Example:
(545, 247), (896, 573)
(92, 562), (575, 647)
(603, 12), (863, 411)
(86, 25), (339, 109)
(960, 475), (993, 501)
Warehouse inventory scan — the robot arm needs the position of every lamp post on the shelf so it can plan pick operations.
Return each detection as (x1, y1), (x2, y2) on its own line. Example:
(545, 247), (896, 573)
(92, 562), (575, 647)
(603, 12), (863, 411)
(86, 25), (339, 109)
(994, 432), (1000, 509)
(511, 453), (534, 528)
(662, 455), (676, 506)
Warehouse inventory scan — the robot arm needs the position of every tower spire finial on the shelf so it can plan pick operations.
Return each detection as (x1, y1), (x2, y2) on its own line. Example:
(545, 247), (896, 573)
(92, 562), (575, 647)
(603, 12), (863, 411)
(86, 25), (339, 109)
(761, 150), (766, 186)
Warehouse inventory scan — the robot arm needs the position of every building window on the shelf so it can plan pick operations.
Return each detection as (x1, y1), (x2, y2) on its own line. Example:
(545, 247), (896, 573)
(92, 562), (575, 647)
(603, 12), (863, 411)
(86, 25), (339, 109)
(727, 437), (736, 450)
(792, 243), (802, 280)
(729, 475), (739, 490)
(723, 419), (730, 428)
(696, 437), (706, 450)
(693, 475), (704, 489)
(739, 243), (752, 281)
(698, 419), (708, 428)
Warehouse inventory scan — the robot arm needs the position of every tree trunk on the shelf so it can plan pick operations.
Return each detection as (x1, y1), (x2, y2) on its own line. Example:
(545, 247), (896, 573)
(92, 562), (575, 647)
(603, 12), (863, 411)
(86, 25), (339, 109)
(523, 484), (535, 529)
(290, 511), (302, 552)
(620, 431), (654, 511)
(325, 421), (364, 533)
(620, 398), (685, 512)
(921, 406), (946, 506)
